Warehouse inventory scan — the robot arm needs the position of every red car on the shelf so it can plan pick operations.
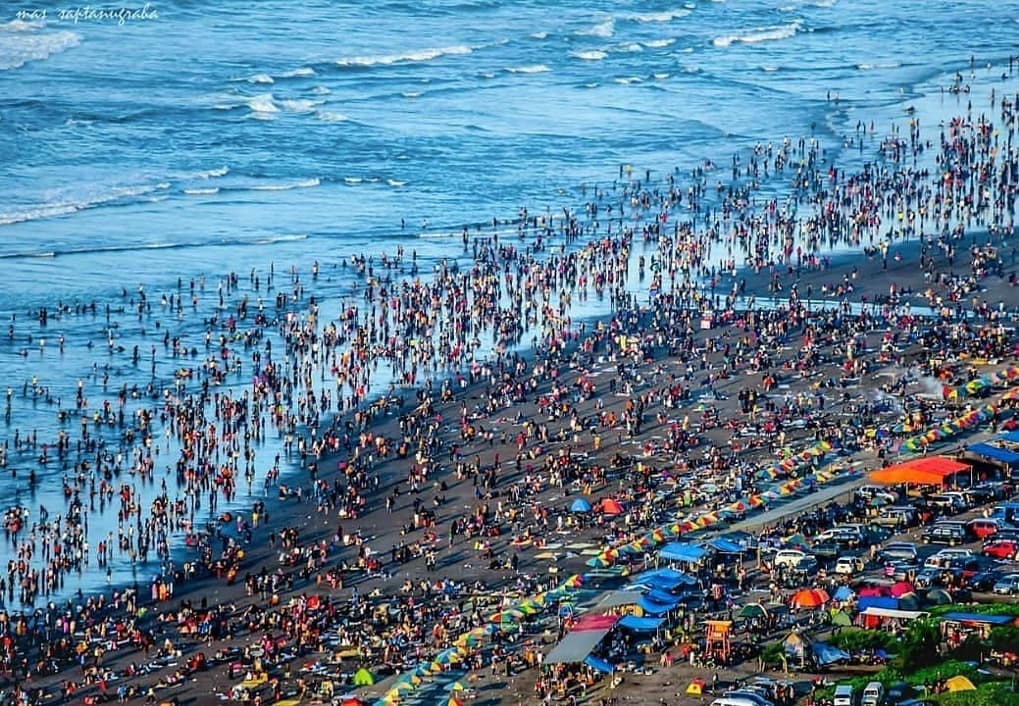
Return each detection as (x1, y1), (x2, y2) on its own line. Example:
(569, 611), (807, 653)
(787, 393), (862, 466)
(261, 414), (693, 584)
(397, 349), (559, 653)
(967, 519), (1000, 540)
(982, 539), (1019, 560)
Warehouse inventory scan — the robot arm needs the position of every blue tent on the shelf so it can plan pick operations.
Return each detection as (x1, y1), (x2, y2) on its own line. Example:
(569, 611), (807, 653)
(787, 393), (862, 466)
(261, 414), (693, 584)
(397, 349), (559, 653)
(659, 542), (708, 564)
(570, 498), (593, 513)
(832, 586), (855, 601)
(618, 615), (665, 632)
(968, 442), (1019, 467)
(584, 655), (616, 673)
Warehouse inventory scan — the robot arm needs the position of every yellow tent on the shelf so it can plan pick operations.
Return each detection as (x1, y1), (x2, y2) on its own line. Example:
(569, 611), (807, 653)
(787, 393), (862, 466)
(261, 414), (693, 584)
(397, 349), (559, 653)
(945, 676), (976, 692)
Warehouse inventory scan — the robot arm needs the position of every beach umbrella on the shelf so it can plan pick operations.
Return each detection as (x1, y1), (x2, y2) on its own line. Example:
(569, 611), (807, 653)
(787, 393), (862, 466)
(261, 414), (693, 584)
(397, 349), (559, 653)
(565, 574), (585, 588)
(832, 586), (855, 601)
(447, 696), (466, 706)
(341, 699), (366, 706)
(444, 681), (466, 692)
(570, 498), (592, 513)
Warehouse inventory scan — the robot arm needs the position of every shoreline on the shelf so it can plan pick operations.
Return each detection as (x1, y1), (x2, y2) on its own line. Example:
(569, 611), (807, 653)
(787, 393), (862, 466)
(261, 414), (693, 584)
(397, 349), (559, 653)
(0, 56), (1014, 706)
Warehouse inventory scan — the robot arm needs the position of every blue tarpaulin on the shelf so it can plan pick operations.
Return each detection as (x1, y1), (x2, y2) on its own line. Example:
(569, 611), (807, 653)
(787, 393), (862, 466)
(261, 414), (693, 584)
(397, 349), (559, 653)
(584, 655), (616, 673)
(659, 542), (708, 563)
(638, 596), (675, 616)
(940, 612), (1015, 625)
(618, 615), (665, 632)
(857, 596), (899, 611)
(812, 642), (851, 666)
(627, 568), (697, 592)
(709, 538), (745, 554)
(647, 588), (684, 605)
(998, 431), (1019, 443)
(968, 442), (1019, 466)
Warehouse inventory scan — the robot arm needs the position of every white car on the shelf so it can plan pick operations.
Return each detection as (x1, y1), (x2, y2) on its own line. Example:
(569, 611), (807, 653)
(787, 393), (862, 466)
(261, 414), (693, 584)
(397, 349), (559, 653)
(834, 556), (865, 575)
(772, 549), (809, 568)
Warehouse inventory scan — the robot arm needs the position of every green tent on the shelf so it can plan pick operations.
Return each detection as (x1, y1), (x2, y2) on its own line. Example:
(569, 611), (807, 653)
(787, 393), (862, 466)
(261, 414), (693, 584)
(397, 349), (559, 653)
(831, 610), (852, 627)
(353, 667), (375, 686)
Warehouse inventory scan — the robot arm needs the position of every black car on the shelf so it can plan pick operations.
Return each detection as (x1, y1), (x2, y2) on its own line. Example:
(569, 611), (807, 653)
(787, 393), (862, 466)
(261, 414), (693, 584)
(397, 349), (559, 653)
(811, 540), (841, 560)
(922, 523), (967, 546)
(967, 569), (1005, 592)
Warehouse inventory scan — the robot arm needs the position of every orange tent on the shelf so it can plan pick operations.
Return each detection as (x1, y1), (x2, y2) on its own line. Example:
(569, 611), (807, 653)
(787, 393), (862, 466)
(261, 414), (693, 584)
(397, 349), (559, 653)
(599, 498), (625, 515)
(868, 456), (970, 487)
(790, 588), (829, 609)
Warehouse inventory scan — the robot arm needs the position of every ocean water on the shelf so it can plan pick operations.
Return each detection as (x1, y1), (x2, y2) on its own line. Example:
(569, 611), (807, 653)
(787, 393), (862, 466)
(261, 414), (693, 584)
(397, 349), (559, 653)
(1, 0), (1018, 599)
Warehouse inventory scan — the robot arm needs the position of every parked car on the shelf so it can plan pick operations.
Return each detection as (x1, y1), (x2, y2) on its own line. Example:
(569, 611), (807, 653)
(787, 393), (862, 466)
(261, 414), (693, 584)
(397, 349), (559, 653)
(879, 542), (918, 562)
(856, 485), (899, 505)
(772, 550), (809, 569)
(991, 573), (1019, 595)
(812, 540), (842, 560)
(965, 518), (1000, 540)
(833, 684), (855, 706)
(982, 538), (1019, 560)
(922, 523), (966, 546)
(874, 507), (917, 529)
(883, 561), (921, 582)
(967, 569), (1006, 592)
(835, 556), (866, 575)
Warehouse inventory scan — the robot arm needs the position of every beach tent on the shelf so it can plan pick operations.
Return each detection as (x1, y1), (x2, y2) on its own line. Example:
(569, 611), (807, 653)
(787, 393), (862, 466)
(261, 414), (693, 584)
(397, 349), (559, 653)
(831, 610), (852, 627)
(341, 699), (367, 706)
(923, 588), (953, 605)
(353, 668), (375, 686)
(599, 498), (625, 515)
(868, 457), (970, 487)
(811, 642), (851, 667)
(738, 603), (769, 620)
(708, 537), (745, 554)
(570, 498), (593, 513)
(832, 586), (855, 602)
(945, 676), (976, 692)
(790, 588), (829, 609)
(626, 567), (697, 592)
(687, 679), (706, 695)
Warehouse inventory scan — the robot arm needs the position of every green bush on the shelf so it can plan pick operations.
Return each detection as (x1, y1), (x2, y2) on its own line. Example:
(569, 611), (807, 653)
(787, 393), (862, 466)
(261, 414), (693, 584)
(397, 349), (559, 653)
(828, 628), (900, 654)
(895, 618), (942, 673)
(988, 626), (1019, 652)
(760, 642), (786, 666)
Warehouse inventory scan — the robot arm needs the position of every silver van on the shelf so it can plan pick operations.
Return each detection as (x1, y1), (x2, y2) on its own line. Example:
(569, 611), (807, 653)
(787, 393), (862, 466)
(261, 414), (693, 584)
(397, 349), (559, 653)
(861, 681), (884, 706)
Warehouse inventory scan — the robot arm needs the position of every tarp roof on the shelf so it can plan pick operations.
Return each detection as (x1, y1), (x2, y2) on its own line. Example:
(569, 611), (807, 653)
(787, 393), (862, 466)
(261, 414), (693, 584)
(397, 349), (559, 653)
(967, 442), (1019, 466)
(627, 568), (698, 592)
(544, 615), (620, 664)
(618, 615), (665, 632)
(860, 607), (928, 620)
(659, 542), (708, 563)
(709, 538), (746, 554)
(939, 612), (1015, 625)
(638, 595), (677, 616)
(998, 431), (1019, 443)
(869, 456), (970, 486)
